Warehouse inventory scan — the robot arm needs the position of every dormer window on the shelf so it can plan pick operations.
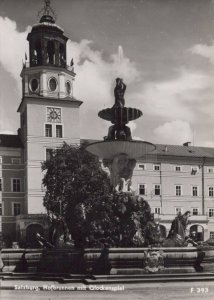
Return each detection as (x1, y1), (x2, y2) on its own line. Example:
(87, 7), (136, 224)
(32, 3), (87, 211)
(191, 167), (198, 175)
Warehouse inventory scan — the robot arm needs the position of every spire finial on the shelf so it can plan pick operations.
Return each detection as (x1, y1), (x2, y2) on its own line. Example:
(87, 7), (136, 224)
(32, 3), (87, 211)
(38, 0), (57, 23)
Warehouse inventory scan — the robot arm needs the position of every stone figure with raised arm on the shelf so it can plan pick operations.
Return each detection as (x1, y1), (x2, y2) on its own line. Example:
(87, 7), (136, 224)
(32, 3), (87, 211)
(114, 78), (126, 108)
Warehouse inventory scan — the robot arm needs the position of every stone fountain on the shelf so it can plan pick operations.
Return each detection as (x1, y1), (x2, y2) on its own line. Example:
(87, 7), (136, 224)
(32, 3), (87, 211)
(84, 78), (214, 275)
(1, 79), (214, 277)
(86, 77), (155, 193)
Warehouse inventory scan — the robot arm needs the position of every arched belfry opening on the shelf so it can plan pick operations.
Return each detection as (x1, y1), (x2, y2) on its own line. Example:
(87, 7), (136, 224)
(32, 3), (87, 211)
(47, 40), (55, 64)
(32, 40), (42, 66)
(59, 43), (66, 67)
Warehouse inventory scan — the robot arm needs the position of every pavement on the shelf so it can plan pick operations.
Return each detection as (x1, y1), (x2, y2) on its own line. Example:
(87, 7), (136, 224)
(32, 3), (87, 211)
(1, 279), (214, 300)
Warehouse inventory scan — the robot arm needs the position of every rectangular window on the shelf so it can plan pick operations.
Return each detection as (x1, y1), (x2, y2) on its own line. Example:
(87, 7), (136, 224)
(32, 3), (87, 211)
(154, 184), (161, 196)
(0, 203), (2, 216)
(138, 164), (145, 170)
(154, 207), (161, 214)
(56, 124), (63, 138)
(209, 187), (214, 197)
(208, 167), (214, 173)
(175, 207), (182, 214)
(175, 166), (181, 172)
(210, 232), (214, 239)
(11, 158), (21, 164)
(139, 184), (146, 195)
(12, 179), (21, 192)
(154, 165), (160, 171)
(45, 124), (52, 137)
(13, 203), (21, 216)
(0, 178), (2, 191)
(208, 208), (214, 218)
(175, 185), (182, 196)
(192, 208), (199, 215)
(192, 186), (198, 197)
(46, 148), (53, 161)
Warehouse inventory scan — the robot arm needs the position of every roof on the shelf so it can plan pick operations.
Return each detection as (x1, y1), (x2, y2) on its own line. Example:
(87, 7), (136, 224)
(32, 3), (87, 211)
(0, 134), (23, 148)
(81, 139), (214, 159)
(154, 144), (214, 158)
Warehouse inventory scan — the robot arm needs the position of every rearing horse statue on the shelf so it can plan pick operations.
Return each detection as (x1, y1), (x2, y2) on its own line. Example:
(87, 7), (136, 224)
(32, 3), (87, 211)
(163, 211), (190, 247)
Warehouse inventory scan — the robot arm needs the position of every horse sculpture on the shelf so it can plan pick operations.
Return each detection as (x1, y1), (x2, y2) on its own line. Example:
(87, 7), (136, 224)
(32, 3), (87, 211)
(163, 211), (191, 247)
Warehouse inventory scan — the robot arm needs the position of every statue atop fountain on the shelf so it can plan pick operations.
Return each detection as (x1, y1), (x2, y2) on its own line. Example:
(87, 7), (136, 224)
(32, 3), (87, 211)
(86, 78), (155, 193)
(114, 78), (126, 108)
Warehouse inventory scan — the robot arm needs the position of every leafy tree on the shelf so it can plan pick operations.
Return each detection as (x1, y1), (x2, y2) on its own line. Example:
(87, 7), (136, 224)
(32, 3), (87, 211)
(42, 142), (159, 248)
(41, 142), (113, 247)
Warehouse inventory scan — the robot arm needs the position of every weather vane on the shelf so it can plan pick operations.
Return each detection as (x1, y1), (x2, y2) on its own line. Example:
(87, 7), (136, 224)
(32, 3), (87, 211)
(37, 0), (57, 22)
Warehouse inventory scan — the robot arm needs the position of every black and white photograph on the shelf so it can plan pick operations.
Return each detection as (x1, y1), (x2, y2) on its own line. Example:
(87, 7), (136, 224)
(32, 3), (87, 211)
(0, 0), (214, 299)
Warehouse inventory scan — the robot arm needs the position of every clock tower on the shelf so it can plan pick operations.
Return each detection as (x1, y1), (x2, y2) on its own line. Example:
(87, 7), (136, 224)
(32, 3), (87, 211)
(17, 0), (82, 219)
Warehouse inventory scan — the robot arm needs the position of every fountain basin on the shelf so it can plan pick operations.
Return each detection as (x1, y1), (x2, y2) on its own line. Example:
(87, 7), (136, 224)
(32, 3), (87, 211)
(86, 140), (156, 159)
(98, 107), (142, 123)
(1, 247), (214, 274)
(83, 247), (214, 275)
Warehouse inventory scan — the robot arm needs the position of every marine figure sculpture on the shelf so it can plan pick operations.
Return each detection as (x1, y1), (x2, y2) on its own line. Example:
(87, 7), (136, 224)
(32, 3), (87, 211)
(163, 211), (191, 247)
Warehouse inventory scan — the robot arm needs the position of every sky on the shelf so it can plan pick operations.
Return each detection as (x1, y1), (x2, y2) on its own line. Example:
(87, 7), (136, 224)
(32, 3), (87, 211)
(1, 0), (214, 146)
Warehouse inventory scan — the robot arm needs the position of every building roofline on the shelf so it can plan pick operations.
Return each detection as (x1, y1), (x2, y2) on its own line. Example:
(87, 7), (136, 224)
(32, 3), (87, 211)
(17, 96), (83, 112)
(81, 139), (214, 161)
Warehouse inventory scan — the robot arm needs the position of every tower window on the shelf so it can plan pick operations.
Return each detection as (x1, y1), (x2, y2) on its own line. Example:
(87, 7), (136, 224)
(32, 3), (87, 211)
(12, 179), (21, 192)
(56, 125), (63, 138)
(0, 178), (2, 191)
(0, 203), (2, 216)
(66, 81), (72, 95)
(47, 40), (55, 64)
(49, 78), (57, 91)
(45, 124), (52, 137)
(34, 40), (42, 65)
(30, 78), (39, 92)
(59, 43), (65, 66)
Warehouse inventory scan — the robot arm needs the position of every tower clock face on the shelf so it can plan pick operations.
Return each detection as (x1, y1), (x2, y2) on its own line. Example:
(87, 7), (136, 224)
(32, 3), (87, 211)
(47, 107), (61, 123)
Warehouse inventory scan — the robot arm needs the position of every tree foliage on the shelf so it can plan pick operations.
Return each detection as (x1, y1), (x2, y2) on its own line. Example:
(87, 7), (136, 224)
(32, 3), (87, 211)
(42, 142), (159, 248)
(42, 142), (113, 246)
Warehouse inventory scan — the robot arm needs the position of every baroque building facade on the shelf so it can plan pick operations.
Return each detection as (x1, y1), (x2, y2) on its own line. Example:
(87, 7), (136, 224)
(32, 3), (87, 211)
(0, 4), (214, 246)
